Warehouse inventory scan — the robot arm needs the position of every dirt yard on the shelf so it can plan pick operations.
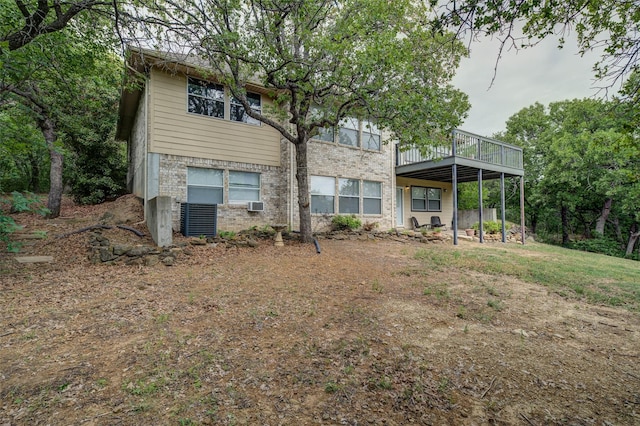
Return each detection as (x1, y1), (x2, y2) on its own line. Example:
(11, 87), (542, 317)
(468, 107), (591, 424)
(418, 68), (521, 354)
(1, 196), (638, 425)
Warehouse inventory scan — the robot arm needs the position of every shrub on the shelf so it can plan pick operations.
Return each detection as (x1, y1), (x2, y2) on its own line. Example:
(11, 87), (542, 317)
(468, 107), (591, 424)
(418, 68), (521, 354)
(569, 237), (624, 258)
(472, 220), (501, 234)
(0, 213), (21, 252)
(331, 214), (361, 231)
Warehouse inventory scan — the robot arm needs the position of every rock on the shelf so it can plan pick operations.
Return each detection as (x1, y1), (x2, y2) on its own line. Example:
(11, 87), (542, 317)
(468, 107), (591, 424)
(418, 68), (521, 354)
(125, 257), (144, 266)
(144, 255), (160, 266)
(247, 239), (258, 248)
(127, 246), (152, 256)
(99, 247), (116, 262)
(113, 244), (133, 256)
(162, 256), (175, 266)
(190, 238), (207, 246)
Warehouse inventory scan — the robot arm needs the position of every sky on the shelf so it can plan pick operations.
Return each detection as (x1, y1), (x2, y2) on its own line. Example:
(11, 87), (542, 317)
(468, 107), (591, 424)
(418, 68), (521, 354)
(452, 33), (604, 138)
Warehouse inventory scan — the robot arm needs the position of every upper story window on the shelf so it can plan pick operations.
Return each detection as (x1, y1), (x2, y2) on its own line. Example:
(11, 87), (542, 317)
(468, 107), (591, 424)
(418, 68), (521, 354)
(312, 117), (381, 151)
(411, 186), (441, 212)
(231, 93), (261, 125)
(338, 117), (360, 147)
(187, 77), (261, 126)
(188, 78), (224, 119)
(362, 121), (381, 151)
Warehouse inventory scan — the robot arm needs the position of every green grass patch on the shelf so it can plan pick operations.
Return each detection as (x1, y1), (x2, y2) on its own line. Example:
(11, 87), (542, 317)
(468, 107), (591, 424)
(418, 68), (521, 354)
(413, 243), (640, 311)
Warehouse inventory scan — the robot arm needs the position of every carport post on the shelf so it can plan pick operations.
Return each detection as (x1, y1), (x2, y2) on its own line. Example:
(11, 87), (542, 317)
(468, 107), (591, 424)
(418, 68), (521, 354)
(452, 163), (458, 245)
(478, 169), (484, 243)
(520, 176), (526, 245)
(500, 173), (506, 243)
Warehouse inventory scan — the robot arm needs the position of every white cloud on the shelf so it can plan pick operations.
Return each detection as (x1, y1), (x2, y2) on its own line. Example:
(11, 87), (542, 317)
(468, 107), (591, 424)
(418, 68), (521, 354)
(452, 33), (602, 137)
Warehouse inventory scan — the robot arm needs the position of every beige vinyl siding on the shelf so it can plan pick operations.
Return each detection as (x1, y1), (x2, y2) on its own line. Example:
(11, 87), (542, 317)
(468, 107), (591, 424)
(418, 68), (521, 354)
(148, 69), (281, 166)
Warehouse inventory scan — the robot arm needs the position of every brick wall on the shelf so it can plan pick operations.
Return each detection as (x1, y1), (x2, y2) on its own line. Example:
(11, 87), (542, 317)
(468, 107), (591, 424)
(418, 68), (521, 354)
(157, 154), (288, 232)
(290, 138), (395, 232)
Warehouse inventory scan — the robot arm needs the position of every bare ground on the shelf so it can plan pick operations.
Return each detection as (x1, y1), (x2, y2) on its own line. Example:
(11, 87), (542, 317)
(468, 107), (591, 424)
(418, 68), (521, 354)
(1, 196), (639, 425)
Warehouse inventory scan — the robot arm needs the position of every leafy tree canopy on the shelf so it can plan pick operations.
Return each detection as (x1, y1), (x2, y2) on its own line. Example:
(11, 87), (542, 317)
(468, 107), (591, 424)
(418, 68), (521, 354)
(432, 0), (640, 91)
(133, 0), (470, 241)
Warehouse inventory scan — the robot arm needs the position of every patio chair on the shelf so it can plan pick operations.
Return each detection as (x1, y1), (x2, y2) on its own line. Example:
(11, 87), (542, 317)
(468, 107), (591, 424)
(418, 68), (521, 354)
(410, 216), (430, 230)
(430, 216), (447, 230)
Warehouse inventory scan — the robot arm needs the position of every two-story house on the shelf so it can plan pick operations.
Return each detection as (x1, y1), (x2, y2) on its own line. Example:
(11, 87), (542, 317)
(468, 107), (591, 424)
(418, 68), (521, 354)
(116, 48), (524, 247)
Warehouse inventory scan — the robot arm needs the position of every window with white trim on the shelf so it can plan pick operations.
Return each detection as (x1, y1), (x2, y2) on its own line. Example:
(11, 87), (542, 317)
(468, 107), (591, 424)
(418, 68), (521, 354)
(187, 77), (261, 125)
(229, 171), (260, 202)
(312, 117), (381, 151)
(187, 168), (223, 204)
(338, 178), (360, 214)
(411, 186), (441, 212)
(310, 176), (335, 214)
(315, 126), (335, 142)
(338, 117), (360, 147)
(187, 78), (224, 118)
(362, 120), (381, 151)
(363, 181), (382, 214)
(231, 92), (262, 125)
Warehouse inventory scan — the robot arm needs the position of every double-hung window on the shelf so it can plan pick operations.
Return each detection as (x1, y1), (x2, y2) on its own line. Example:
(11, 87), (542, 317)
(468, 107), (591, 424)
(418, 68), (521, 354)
(187, 168), (223, 204)
(363, 181), (382, 214)
(310, 176), (335, 214)
(338, 178), (360, 214)
(362, 121), (381, 151)
(229, 171), (260, 202)
(230, 92), (262, 125)
(411, 186), (442, 212)
(338, 117), (360, 147)
(187, 78), (224, 118)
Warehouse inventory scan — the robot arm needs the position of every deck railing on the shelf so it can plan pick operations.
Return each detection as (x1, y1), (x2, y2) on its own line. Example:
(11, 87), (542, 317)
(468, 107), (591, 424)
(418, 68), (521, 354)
(396, 129), (523, 170)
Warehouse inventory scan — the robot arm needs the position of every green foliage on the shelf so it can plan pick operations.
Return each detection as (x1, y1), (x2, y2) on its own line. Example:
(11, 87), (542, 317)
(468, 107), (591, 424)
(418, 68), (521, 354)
(569, 237), (625, 258)
(434, 1), (640, 92)
(9, 192), (49, 216)
(472, 221), (501, 234)
(331, 215), (362, 231)
(412, 243), (640, 310)
(0, 213), (21, 252)
(136, 0), (470, 242)
(1, 12), (124, 214)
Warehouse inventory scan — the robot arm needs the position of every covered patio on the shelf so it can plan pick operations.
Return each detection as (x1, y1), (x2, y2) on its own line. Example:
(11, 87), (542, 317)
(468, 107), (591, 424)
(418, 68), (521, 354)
(396, 129), (525, 245)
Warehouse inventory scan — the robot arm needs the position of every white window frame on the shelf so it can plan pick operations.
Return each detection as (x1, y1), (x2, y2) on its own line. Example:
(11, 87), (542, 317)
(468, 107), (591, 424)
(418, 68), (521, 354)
(187, 77), (225, 119)
(228, 171), (261, 203)
(187, 167), (224, 205)
(230, 92), (262, 126)
(362, 120), (381, 151)
(310, 175), (336, 214)
(338, 117), (360, 147)
(363, 181), (382, 215)
(338, 178), (360, 214)
(411, 186), (442, 212)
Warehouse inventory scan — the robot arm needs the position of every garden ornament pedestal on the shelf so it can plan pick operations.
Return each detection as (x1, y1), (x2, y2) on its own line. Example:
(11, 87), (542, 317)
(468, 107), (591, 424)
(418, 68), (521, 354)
(272, 224), (287, 247)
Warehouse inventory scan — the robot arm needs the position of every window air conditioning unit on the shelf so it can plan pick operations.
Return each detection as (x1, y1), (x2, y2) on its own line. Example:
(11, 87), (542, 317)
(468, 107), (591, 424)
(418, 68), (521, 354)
(247, 201), (264, 212)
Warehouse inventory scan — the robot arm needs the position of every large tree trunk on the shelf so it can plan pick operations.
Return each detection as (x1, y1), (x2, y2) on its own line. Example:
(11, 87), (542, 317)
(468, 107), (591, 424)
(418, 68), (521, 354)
(295, 141), (313, 243)
(595, 198), (612, 236)
(561, 204), (569, 245)
(39, 117), (63, 218)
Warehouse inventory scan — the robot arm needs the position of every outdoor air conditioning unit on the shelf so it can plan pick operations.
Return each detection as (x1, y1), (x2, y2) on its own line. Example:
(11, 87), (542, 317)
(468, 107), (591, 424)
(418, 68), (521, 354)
(247, 201), (264, 212)
(180, 203), (217, 237)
